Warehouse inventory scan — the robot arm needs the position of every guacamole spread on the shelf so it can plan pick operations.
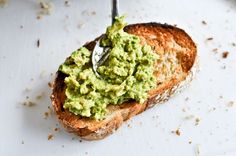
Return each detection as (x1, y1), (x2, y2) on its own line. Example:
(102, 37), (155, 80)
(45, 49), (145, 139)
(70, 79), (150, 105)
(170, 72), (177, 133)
(59, 16), (158, 120)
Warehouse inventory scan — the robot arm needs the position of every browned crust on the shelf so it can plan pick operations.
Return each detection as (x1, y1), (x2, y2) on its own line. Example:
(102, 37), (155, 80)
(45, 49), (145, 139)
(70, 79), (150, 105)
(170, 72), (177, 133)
(51, 23), (197, 140)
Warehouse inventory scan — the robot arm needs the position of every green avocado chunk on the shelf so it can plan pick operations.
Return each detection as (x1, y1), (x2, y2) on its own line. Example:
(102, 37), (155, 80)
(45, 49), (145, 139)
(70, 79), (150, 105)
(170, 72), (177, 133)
(59, 16), (158, 120)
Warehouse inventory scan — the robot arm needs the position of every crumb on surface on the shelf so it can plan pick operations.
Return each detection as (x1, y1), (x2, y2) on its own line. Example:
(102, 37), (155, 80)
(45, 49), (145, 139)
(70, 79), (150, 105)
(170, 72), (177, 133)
(206, 37), (213, 41)
(20, 25), (23, 29)
(36, 92), (45, 100)
(48, 82), (53, 88)
(22, 101), (37, 107)
(47, 134), (54, 140)
(212, 48), (218, 53)
(222, 51), (229, 58)
(195, 118), (200, 126)
(21, 140), (24, 144)
(172, 129), (181, 136)
(81, 9), (96, 16)
(24, 87), (32, 92)
(37, 1), (54, 19)
(195, 144), (200, 156)
(44, 106), (54, 119)
(54, 128), (59, 131)
(64, 0), (70, 6)
(232, 43), (236, 47)
(227, 101), (234, 107)
(208, 107), (216, 112)
(175, 129), (181, 136)
(127, 124), (131, 128)
(189, 140), (192, 144)
(185, 97), (189, 101)
(77, 22), (85, 29)
(202, 20), (207, 25)
(37, 39), (40, 47)
(79, 139), (82, 142)
(0, 0), (8, 7)
(39, 70), (46, 78)
(44, 112), (49, 119)
(184, 115), (195, 120)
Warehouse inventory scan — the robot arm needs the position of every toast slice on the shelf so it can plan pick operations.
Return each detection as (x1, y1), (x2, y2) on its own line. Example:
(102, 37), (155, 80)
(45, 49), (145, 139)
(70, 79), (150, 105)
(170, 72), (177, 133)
(51, 23), (197, 140)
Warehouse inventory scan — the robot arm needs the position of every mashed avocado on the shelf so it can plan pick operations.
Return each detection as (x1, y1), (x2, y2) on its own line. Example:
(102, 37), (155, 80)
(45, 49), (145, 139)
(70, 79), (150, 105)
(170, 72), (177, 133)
(59, 16), (158, 120)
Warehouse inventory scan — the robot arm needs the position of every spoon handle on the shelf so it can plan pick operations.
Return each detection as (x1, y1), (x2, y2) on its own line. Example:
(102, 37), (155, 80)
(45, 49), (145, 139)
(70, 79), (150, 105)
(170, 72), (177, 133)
(112, 0), (119, 24)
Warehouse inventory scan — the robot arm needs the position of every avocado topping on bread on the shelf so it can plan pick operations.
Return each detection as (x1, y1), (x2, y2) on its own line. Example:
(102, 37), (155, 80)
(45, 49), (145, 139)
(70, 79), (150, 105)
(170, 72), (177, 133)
(59, 16), (158, 120)
(51, 18), (197, 140)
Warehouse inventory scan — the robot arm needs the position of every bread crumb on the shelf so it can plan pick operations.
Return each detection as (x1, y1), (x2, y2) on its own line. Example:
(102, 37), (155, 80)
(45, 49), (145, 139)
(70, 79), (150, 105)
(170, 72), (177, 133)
(206, 37), (213, 41)
(201, 20), (207, 25)
(44, 106), (53, 119)
(20, 25), (24, 29)
(195, 144), (200, 156)
(172, 128), (181, 136)
(232, 43), (236, 47)
(127, 124), (131, 128)
(48, 82), (53, 88)
(79, 139), (82, 142)
(222, 51), (229, 58)
(81, 10), (96, 16)
(54, 128), (59, 131)
(36, 92), (44, 100)
(24, 87), (32, 92)
(189, 141), (192, 144)
(0, 0), (8, 7)
(64, 0), (70, 7)
(37, 39), (40, 48)
(184, 115), (195, 120)
(195, 118), (200, 126)
(185, 97), (189, 101)
(37, 1), (54, 19)
(77, 22), (85, 29)
(22, 101), (37, 107)
(208, 107), (216, 112)
(47, 134), (54, 140)
(21, 140), (24, 144)
(37, 15), (42, 20)
(44, 112), (49, 119)
(40, 70), (46, 78)
(175, 129), (181, 136)
(219, 95), (223, 99)
(227, 101), (234, 107)
(212, 48), (218, 53)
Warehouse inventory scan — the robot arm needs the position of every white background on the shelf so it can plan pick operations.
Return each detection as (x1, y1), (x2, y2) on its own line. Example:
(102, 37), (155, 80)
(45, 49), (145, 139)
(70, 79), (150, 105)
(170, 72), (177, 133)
(1, 0), (236, 155)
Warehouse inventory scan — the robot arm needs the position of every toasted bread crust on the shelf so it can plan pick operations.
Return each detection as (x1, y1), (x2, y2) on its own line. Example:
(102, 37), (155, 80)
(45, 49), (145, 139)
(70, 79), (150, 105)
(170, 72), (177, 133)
(51, 23), (197, 140)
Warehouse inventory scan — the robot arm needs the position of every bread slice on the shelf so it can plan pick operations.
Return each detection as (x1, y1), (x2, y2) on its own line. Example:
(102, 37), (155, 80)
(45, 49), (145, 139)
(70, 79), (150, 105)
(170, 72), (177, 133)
(51, 23), (197, 140)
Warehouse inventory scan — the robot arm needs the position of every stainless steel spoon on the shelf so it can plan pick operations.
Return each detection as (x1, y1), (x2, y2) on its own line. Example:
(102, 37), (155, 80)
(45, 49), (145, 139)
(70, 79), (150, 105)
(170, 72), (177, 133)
(91, 0), (119, 77)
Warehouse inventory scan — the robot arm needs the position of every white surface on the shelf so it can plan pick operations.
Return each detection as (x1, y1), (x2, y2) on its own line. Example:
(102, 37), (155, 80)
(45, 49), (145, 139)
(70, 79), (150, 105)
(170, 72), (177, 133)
(1, 0), (236, 155)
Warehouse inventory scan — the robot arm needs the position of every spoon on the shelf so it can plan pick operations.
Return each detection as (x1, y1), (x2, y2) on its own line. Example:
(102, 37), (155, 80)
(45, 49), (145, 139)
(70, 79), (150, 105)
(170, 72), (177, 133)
(91, 0), (119, 77)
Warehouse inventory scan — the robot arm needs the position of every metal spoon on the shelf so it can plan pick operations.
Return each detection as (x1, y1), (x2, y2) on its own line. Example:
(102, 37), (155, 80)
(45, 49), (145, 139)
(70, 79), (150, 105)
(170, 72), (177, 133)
(91, 0), (119, 77)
